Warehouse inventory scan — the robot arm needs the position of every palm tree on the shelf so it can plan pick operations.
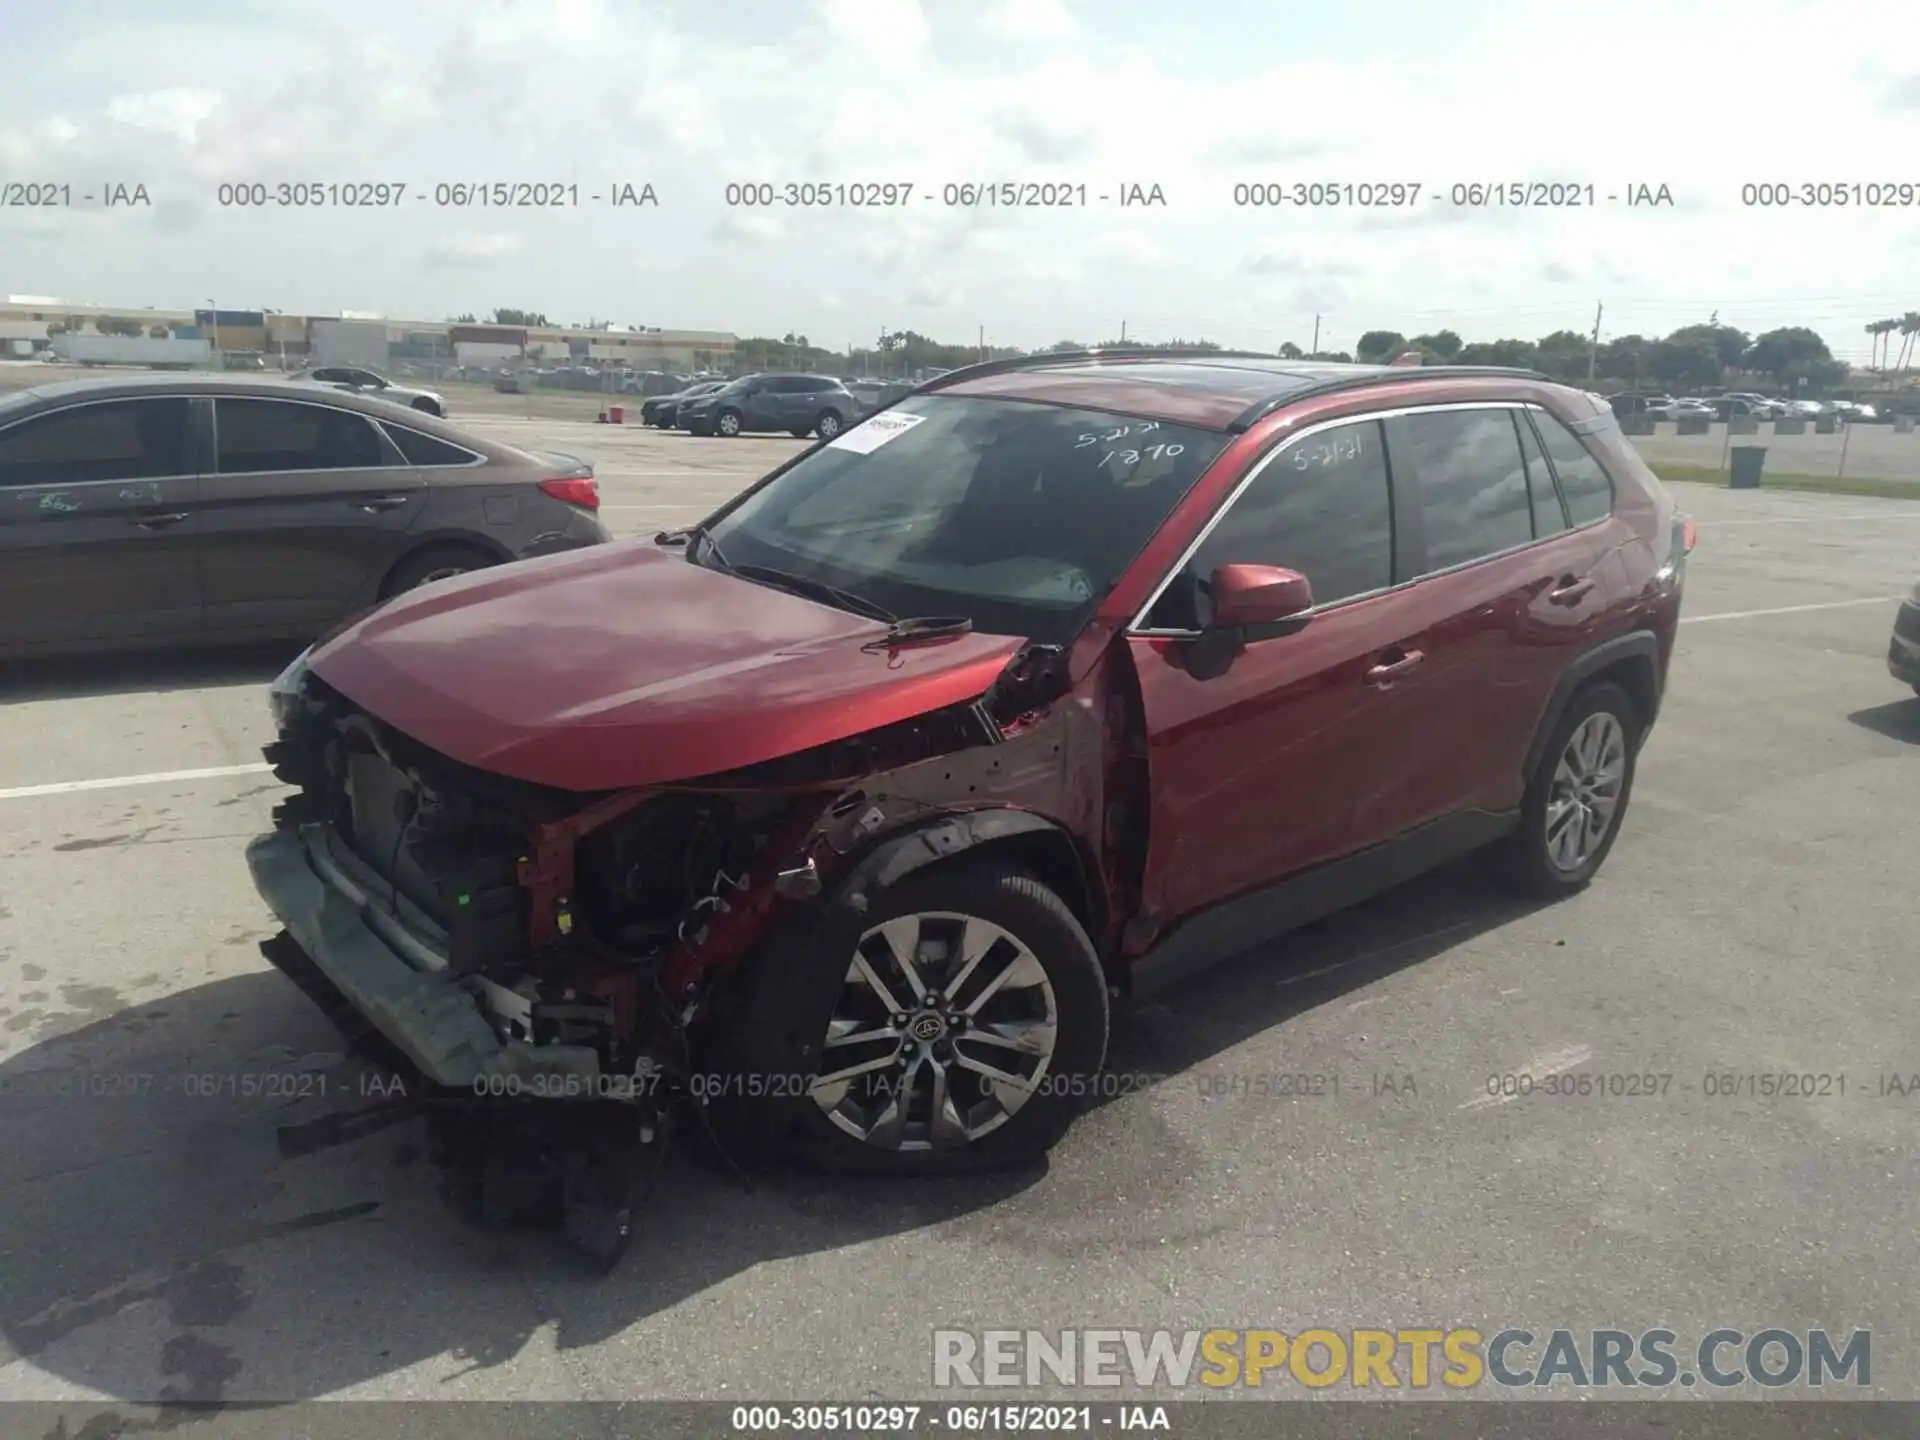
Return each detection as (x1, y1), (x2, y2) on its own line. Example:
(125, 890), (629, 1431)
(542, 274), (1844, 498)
(1895, 312), (1920, 379)
(1866, 317), (1900, 373)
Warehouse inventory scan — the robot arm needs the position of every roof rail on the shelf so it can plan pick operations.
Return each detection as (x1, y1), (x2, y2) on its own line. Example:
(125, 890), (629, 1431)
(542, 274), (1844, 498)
(911, 347), (1286, 394)
(1225, 365), (1553, 432)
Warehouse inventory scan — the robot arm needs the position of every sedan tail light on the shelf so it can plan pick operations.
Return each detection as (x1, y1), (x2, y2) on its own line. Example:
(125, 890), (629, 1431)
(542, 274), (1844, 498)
(539, 476), (600, 510)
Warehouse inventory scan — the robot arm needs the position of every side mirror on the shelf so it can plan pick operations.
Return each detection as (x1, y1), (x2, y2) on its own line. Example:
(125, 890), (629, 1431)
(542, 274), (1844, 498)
(1209, 563), (1314, 628)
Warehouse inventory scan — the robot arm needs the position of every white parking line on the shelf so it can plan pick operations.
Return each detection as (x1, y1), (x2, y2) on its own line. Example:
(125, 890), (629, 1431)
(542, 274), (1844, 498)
(1680, 595), (1905, 625)
(0, 763), (274, 801)
(1703, 513), (1920, 527)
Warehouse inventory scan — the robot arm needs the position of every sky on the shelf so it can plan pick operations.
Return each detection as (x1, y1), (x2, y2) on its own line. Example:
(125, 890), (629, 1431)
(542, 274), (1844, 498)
(3, 0), (1919, 362)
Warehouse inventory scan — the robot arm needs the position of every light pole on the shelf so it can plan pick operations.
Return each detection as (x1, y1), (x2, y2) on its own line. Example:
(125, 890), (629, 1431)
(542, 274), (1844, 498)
(207, 297), (219, 370)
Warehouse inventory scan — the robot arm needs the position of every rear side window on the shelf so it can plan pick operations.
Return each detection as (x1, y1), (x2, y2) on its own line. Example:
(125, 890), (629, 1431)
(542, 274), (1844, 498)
(1147, 418), (1391, 627)
(1515, 411), (1568, 535)
(1394, 408), (1533, 572)
(1532, 410), (1615, 526)
(215, 398), (386, 474)
(384, 425), (478, 467)
(0, 398), (192, 488)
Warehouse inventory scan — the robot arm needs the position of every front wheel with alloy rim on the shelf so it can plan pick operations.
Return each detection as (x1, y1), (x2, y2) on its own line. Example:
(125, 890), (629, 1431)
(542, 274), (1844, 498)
(714, 409), (743, 437)
(1498, 680), (1640, 897)
(703, 857), (1110, 1175)
(814, 410), (844, 441)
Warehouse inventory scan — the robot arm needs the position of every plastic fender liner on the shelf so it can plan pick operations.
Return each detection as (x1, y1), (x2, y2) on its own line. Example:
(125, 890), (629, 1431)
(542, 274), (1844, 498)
(1522, 629), (1662, 780)
(837, 809), (1105, 942)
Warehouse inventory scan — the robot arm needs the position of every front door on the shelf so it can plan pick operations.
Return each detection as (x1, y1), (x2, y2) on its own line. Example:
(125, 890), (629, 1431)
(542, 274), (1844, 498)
(1126, 416), (1439, 933)
(0, 395), (202, 649)
(195, 395), (425, 633)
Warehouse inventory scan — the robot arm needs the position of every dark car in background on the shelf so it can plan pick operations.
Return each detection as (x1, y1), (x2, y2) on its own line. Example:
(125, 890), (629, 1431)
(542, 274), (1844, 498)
(1890, 582), (1920, 694)
(642, 380), (727, 429)
(0, 375), (608, 659)
(678, 373), (859, 439)
(290, 366), (446, 417)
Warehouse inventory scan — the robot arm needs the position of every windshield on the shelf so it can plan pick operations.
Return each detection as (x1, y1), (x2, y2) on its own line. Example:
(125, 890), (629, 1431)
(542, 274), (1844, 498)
(703, 394), (1231, 644)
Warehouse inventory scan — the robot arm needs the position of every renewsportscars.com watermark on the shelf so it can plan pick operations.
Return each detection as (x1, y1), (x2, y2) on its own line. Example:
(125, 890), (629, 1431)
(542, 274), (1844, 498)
(932, 1327), (1871, 1391)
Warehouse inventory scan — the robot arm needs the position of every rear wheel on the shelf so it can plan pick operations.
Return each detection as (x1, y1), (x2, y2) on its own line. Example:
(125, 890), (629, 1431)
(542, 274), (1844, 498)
(704, 857), (1109, 1175)
(410, 396), (442, 417)
(382, 541), (497, 597)
(1497, 681), (1640, 897)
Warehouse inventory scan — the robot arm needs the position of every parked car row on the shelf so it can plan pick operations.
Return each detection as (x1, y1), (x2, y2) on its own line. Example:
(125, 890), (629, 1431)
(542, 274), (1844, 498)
(644, 373), (867, 439)
(1606, 392), (1884, 423)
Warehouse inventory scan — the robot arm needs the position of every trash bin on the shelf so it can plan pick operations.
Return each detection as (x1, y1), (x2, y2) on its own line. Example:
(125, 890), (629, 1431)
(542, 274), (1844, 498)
(1729, 445), (1766, 489)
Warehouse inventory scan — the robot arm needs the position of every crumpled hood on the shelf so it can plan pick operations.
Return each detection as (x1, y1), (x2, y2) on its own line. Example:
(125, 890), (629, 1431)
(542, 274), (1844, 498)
(309, 540), (1026, 792)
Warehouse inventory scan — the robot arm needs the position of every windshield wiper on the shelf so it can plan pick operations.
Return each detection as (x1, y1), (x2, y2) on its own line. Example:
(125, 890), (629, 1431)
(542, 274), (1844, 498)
(727, 562), (896, 623)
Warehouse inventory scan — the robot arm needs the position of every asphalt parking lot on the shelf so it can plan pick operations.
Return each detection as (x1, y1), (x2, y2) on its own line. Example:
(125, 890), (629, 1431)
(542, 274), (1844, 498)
(1, 419), (1917, 1407)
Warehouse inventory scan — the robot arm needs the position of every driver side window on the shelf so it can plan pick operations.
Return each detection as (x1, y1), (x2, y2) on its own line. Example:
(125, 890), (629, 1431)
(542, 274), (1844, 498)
(1145, 418), (1393, 630)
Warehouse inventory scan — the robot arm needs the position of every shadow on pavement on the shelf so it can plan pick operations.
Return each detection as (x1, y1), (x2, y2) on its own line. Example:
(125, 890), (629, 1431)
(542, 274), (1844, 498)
(0, 642), (305, 704)
(1845, 696), (1920, 745)
(0, 857), (1535, 1404)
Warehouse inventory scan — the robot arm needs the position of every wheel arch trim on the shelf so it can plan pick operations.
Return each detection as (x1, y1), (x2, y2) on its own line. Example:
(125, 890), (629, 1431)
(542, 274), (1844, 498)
(1522, 629), (1662, 781)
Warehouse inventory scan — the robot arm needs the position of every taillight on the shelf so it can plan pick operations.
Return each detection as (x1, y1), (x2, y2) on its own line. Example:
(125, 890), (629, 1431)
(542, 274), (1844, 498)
(539, 476), (599, 510)
(1680, 515), (1698, 554)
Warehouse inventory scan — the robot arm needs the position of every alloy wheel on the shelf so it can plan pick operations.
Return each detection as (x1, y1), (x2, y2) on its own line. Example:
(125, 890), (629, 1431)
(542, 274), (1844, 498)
(808, 911), (1059, 1151)
(817, 413), (842, 440)
(718, 412), (740, 436)
(1544, 711), (1627, 872)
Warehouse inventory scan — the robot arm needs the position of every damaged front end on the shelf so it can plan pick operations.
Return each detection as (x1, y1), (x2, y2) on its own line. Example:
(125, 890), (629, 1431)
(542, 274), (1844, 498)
(247, 633), (1139, 1265)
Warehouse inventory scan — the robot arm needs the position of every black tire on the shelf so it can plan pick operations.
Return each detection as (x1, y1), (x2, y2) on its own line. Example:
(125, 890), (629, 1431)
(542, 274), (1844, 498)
(789, 427), (811, 438)
(714, 408), (743, 437)
(702, 856), (1109, 1177)
(1495, 680), (1641, 898)
(410, 397), (442, 416)
(814, 409), (845, 441)
(382, 542), (498, 597)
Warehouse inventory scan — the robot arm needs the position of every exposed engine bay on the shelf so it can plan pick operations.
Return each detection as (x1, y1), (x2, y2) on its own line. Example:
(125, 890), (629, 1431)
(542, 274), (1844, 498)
(252, 642), (1131, 1268)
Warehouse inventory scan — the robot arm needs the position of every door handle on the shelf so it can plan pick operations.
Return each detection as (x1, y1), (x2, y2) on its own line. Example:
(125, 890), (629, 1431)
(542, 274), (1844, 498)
(1364, 649), (1425, 686)
(131, 512), (190, 529)
(1549, 574), (1596, 605)
(357, 495), (412, 513)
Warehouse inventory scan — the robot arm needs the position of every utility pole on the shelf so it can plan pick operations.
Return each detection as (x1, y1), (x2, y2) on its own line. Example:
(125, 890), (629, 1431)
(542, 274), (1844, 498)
(1119, 319), (1127, 344)
(1587, 301), (1604, 381)
(1310, 314), (1321, 356)
(979, 324), (985, 362)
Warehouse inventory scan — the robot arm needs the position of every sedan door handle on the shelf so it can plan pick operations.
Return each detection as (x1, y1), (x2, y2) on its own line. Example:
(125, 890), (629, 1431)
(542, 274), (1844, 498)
(1549, 575), (1596, 605)
(131, 512), (190, 529)
(357, 495), (412, 513)
(1364, 649), (1425, 686)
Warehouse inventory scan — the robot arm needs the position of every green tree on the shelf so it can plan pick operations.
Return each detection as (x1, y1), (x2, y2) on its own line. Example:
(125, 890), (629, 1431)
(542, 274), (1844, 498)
(1647, 338), (1721, 389)
(1531, 330), (1591, 380)
(1744, 327), (1836, 389)
(1665, 321), (1750, 370)
(1892, 312), (1920, 376)
(1277, 341), (1305, 359)
(490, 308), (550, 327)
(1409, 329), (1462, 361)
(93, 315), (144, 337)
(1355, 330), (1407, 363)
(1456, 338), (1537, 367)
(148, 324), (169, 339)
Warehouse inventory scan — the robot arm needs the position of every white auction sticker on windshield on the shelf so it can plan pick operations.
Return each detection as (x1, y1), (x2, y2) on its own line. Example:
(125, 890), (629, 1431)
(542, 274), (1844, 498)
(828, 411), (927, 454)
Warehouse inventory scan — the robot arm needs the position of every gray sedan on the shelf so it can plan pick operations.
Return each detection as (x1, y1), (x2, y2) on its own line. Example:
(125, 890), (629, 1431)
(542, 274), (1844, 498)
(290, 365), (446, 417)
(0, 374), (610, 659)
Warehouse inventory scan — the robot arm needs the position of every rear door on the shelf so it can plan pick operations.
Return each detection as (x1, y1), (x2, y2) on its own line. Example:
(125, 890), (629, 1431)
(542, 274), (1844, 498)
(0, 395), (202, 649)
(1382, 404), (1610, 818)
(196, 395), (426, 633)
(1128, 416), (1437, 927)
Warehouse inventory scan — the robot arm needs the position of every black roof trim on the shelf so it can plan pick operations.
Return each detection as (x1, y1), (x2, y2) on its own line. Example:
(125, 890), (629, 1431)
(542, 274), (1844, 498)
(1224, 365), (1552, 433)
(901, 349), (1554, 432)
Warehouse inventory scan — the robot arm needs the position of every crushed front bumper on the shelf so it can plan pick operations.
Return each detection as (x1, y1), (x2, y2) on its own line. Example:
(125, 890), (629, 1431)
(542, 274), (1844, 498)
(247, 824), (605, 1090)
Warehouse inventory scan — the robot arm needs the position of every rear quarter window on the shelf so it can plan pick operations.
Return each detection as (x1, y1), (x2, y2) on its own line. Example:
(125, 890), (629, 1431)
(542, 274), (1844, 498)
(1533, 409), (1616, 526)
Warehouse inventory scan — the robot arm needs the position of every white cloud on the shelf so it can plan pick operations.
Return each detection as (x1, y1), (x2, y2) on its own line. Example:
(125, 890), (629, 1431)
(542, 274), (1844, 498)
(0, 0), (1913, 360)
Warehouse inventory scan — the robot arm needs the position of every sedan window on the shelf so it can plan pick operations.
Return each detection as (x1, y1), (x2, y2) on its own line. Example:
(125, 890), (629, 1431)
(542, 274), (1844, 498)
(215, 398), (387, 474)
(0, 398), (193, 488)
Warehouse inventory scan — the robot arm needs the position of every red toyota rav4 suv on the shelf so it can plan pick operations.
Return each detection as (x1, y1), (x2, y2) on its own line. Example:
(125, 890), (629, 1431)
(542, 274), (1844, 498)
(250, 351), (1692, 1219)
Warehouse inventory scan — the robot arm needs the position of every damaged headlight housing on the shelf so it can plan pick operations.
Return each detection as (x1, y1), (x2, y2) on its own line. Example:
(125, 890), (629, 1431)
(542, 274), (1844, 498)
(268, 646), (313, 733)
